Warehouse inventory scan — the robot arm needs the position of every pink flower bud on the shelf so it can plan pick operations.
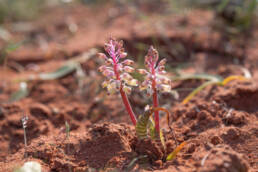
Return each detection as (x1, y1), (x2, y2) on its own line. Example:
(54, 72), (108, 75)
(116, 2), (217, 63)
(104, 43), (111, 53)
(157, 84), (171, 93)
(159, 77), (171, 85)
(97, 53), (107, 59)
(158, 70), (166, 74)
(105, 59), (113, 65)
(103, 69), (115, 78)
(121, 73), (133, 81)
(98, 65), (107, 72)
(122, 59), (134, 65)
(157, 65), (165, 72)
(120, 52), (127, 58)
(145, 46), (159, 70)
(124, 66), (134, 73)
(137, 69), (148, 75)
(117, 63), (123, 72)
(118, 40), (124, 49)
(158, 58), (167, 66)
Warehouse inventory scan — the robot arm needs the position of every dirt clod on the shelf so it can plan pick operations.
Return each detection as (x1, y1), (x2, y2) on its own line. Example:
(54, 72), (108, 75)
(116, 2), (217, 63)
(199, 145), (249, 172)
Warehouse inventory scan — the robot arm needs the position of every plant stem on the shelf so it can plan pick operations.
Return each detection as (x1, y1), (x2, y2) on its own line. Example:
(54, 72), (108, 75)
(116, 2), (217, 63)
(153, 84), (160, 134)
(23, 127), (27, 158)
(120, 89), (137, 125)
(113, 57), (137, 125)
(151, 66), (160, 134)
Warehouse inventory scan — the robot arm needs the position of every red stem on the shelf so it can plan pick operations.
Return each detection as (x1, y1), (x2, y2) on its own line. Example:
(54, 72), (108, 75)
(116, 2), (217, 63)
(151, 64), (160, 134)
(152, 80), (160, 133)
(120, 89), (137, 125)
(113, 56), (137, 125)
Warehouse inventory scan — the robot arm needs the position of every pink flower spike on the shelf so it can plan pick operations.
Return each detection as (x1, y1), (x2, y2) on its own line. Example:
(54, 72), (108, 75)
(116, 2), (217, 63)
(145, 46), (159, 70)
(138, 46), (171, 135)
(98, 38), (137, 126)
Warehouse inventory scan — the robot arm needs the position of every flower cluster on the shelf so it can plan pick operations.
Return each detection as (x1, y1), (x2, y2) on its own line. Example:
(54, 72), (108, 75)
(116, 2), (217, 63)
(137, 46), (171, 96)
(98, 38), (138, 95)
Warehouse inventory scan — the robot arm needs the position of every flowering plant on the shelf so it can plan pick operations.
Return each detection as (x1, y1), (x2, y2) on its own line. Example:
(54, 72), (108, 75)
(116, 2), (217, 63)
(137, 46), (171, 134)
(98, 38), (172, 134)
(98, 38), (185, 162)
(98, 38), (138, 125)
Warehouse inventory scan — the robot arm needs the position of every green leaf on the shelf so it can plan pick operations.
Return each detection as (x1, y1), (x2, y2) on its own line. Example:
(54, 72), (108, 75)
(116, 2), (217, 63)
(136, 111), (151, 139)
(149, 116), (156, 140)
(39, 63), (78, 80)
(9, 82), (29, 103)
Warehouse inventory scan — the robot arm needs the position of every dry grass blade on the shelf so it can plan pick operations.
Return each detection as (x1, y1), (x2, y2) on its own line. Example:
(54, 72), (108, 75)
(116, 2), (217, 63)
(39, 63), (78, 80)
(125, 155), (148, 171)
(221, 75), (248, 86)
(182, 74), (249, 104)
(182, 81), (216, 104)
(166, 141), (186, 161)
